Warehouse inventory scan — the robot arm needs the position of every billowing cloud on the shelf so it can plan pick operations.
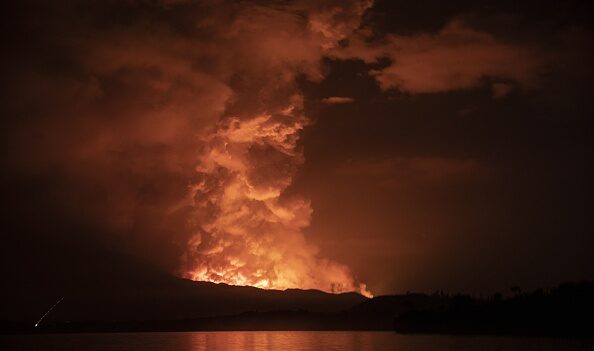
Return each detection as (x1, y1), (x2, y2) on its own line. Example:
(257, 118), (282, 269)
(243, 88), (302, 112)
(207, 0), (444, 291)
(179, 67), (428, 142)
(1, 0), (372, 296)
(175, 0), (372, 296)
(333, 20), (545, 95)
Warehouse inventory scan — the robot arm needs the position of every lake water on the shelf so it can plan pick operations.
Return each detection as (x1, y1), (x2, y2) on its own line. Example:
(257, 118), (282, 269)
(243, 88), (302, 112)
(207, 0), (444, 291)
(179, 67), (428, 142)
(1, 331), (592, 350)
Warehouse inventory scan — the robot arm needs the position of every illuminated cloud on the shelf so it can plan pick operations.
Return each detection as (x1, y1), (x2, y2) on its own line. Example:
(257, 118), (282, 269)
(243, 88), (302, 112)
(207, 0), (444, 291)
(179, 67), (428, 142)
(1, 0), (373, 296)
(334, 20), (544, 95)
(178, 0), (373, 296)
(322, 96), (355, 104)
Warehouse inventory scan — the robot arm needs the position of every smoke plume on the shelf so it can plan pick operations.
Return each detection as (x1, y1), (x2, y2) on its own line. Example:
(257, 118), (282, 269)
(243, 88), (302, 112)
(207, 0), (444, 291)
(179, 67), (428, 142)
(1, 0), (372, 296)
(182, 98), (369, 294)
(176, 0), (372, 295)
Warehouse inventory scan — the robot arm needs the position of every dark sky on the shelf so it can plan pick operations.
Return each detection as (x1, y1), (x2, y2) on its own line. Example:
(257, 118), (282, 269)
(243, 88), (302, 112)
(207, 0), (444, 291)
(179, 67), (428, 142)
(1, 0), (592, 296)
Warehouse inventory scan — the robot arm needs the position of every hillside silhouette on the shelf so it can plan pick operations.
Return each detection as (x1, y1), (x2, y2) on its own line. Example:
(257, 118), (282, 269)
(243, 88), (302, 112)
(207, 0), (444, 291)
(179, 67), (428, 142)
(1, 243), (592, 336)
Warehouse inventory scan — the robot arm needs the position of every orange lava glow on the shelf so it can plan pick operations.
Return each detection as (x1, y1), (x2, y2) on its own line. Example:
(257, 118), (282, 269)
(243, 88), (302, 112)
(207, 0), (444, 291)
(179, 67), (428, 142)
(181, 97), (371, 298)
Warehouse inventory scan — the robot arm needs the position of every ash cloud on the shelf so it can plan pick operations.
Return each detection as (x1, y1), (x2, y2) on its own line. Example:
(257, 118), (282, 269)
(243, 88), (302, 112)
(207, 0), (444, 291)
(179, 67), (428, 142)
(0, 0), (372, 295)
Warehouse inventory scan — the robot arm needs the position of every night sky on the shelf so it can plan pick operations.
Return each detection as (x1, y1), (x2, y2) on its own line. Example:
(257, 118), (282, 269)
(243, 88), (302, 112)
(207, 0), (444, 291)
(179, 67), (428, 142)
(1, 0), (592, 297)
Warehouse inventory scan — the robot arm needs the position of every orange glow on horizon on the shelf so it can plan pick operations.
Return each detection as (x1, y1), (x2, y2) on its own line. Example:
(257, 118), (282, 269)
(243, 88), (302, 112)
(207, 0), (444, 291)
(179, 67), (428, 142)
(186, 260), (373, 298)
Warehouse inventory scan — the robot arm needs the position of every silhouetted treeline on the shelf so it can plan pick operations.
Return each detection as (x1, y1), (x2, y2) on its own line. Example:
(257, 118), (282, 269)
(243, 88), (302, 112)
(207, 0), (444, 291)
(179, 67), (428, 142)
(392, 281), (594, 337)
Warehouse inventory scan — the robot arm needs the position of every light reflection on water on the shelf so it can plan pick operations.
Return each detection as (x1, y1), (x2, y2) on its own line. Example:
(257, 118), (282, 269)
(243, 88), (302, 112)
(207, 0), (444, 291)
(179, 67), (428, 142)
(1, 331), (593, 351)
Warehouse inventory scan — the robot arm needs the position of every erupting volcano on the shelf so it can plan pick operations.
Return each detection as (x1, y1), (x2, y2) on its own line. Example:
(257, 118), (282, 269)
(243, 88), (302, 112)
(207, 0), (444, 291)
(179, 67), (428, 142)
(2, 0), (593, 343)
(160, 0), (377, 297)
(181, 96), (370, 297)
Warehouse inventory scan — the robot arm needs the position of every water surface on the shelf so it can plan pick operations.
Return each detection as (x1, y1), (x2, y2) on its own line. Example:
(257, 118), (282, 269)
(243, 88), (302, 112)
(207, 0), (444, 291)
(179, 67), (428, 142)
(2, 331), (592, 350)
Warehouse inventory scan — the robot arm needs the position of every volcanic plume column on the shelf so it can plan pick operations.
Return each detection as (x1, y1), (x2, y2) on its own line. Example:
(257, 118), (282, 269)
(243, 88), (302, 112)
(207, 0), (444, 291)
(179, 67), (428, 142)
(181, 93), (370, 297)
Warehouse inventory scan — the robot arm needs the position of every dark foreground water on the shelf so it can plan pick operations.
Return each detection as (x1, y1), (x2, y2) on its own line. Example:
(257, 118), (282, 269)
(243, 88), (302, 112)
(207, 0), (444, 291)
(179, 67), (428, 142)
(1, 332), (593, 350)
